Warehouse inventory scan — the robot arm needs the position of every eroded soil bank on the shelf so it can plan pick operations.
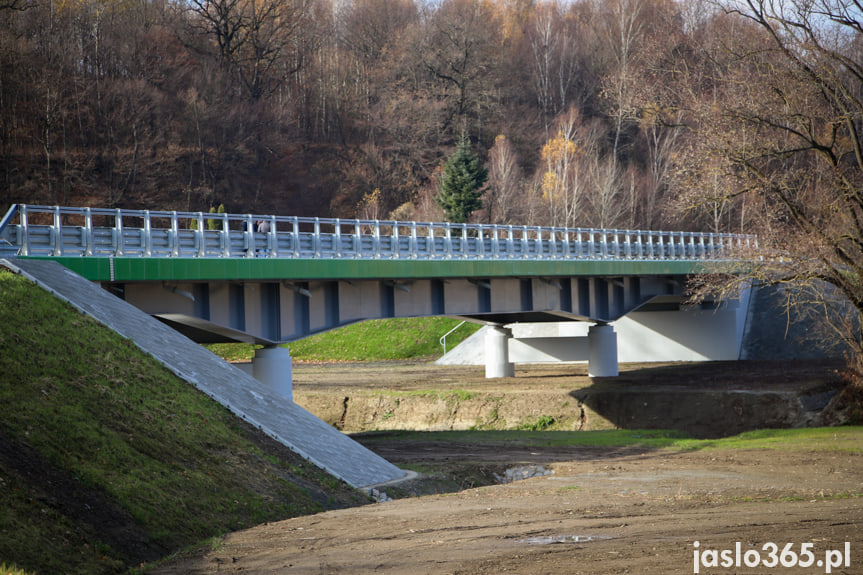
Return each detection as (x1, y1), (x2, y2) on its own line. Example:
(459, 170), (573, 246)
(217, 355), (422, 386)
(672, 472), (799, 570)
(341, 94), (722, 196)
(292, 359), (850, 438)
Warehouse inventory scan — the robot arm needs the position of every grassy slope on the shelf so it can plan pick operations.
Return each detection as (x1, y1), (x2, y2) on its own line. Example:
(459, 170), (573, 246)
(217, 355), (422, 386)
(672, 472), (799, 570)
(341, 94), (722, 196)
(206, 317), (482, 363)
(0, 270), (368, 575)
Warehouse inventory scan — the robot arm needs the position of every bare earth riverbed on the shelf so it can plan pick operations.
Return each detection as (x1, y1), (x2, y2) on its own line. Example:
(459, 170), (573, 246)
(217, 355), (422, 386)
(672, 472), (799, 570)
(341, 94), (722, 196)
(153, 360), (862, 575)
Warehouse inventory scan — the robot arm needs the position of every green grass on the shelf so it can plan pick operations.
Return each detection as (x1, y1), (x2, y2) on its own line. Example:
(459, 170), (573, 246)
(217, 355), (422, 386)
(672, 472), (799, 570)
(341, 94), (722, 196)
(518, 415), (556, 431)
(0, 564), (35, 575)
(0, 270), (367, 574)
(206, 317), (481, 363)
(671, 426), (863, 452)
(356, 426), (863, 453)
(373, 388), (478, 401)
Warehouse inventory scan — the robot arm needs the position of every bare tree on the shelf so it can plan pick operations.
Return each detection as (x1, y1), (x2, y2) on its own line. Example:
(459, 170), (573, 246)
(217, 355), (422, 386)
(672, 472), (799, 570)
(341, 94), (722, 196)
(640, 111), (682, 229)
(338, 0), (417, 66)
(0, 0), (30, 10)
(484, 134), (523, 224)
(538, 107), (584, 227)
(597, 0), (645, 168)
(185, 0), (311, 100)
(419, 0), (503, 134)
(527, 1), (581, 132)
(587, 154), (628, 228)
(686, 0), (863, 375)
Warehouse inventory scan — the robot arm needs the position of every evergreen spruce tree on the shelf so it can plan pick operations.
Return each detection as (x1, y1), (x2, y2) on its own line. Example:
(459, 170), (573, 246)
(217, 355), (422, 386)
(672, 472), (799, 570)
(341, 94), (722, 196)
(435, 138), (488, 223)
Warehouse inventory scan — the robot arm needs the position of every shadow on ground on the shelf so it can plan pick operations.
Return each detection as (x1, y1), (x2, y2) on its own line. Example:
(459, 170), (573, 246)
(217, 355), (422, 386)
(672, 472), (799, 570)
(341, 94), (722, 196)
(571, 359), (848, 438)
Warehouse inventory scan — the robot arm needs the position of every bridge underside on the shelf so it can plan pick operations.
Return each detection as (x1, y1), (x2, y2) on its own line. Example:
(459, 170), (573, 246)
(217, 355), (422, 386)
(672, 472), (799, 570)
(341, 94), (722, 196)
(113, 274), (694, 343)
(104, 272), (736, 383)
(21, 254), (744, 390)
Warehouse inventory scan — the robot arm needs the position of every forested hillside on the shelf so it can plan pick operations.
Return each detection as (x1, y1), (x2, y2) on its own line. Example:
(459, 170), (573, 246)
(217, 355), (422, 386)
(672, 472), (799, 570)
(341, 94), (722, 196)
(0, 0), (764, 230)
(2, 3), (862, 570)
(2, 0), (863, 373)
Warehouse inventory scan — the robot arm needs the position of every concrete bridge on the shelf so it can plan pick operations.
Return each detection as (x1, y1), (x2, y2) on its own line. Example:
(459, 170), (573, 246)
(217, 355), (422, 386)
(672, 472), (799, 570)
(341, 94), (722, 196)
(1, 204), (756, 392)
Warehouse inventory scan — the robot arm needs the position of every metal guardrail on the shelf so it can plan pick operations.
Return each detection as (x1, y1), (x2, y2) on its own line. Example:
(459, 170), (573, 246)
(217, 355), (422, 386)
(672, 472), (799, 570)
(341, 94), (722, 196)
(440, 320), (468, 355)
(0, 204), (757, 261)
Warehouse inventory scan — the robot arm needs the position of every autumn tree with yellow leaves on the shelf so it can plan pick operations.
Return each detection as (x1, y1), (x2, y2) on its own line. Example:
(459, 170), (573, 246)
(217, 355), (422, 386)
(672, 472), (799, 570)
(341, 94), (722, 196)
(538, 107), (597, 227)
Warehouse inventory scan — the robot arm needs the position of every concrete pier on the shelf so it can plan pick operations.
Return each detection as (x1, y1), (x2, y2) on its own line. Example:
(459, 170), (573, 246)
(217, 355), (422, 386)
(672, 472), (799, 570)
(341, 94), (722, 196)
(588, 324), (618, 377)
(485, 325), (515, 378)
(253, 346), (294, 400)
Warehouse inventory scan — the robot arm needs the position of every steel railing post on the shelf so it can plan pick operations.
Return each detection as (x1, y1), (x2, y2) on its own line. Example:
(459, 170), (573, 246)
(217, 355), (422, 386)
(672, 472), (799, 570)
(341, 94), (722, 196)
(170, 212), (179, 257)
(428, 222), (436, 258)
(292, 217), (300, 258)
(492, 225), (500, 259)
(392, 221), (400, 258)
(243, 215), (255, 258)
(143, 210), (152, 257)
(461, 224), (468, 257)
(373, 220), (381, 258)
(220, 213), (230, 257)
(83, 207), (93, 256)
(52, 206), (63, 256)
(267, 215), (278, 257)
(195, 212), (205, 257)
(20, 205), (29, 256)
(354, 220), (362, 257)
(115, 209), (125, 256)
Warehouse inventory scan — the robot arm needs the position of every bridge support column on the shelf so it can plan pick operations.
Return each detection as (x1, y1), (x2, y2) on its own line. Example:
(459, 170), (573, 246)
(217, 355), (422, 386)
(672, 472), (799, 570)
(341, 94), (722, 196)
(588, 323), (618, 377)
(485, 325), (514, 378)
(253, 345), (293, 400)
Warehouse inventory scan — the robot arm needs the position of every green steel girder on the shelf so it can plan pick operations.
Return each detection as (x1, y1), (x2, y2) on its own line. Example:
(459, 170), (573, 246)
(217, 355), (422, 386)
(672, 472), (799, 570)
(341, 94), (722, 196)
(22, 256), (733, 283)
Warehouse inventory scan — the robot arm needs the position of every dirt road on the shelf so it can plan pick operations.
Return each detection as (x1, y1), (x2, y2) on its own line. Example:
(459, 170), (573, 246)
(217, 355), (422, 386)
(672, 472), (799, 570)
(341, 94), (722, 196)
(153, 446), (861, 574)
(153, 361), (862, 575)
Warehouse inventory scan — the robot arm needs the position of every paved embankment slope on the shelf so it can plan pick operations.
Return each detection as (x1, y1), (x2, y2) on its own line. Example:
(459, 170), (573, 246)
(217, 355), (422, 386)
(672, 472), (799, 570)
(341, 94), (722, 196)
(2, 258), (405, 488)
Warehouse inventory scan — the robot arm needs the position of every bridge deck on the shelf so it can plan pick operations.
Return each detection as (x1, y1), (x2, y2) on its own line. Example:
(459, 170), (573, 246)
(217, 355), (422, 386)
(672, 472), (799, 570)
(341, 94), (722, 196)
(28, 255), (725, 283)
(0, 205), (754, 283)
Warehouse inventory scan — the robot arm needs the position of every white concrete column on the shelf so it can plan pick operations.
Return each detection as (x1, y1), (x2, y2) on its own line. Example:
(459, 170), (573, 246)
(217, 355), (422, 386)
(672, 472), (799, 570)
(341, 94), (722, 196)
(253, 345), (293, 400)
(485, 325), (514, 378)
(588, 323), (618, 377)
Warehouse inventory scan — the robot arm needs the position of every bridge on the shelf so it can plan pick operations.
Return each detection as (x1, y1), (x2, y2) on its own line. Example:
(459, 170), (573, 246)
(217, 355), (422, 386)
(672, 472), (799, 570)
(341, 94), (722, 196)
(1, 204), (756, 394)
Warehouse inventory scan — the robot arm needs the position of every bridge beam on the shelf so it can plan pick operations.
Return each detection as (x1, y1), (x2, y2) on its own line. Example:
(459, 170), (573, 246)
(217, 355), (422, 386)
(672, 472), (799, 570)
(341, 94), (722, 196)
(253, 345), (293, 400)
(485, 325), (514, 378)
